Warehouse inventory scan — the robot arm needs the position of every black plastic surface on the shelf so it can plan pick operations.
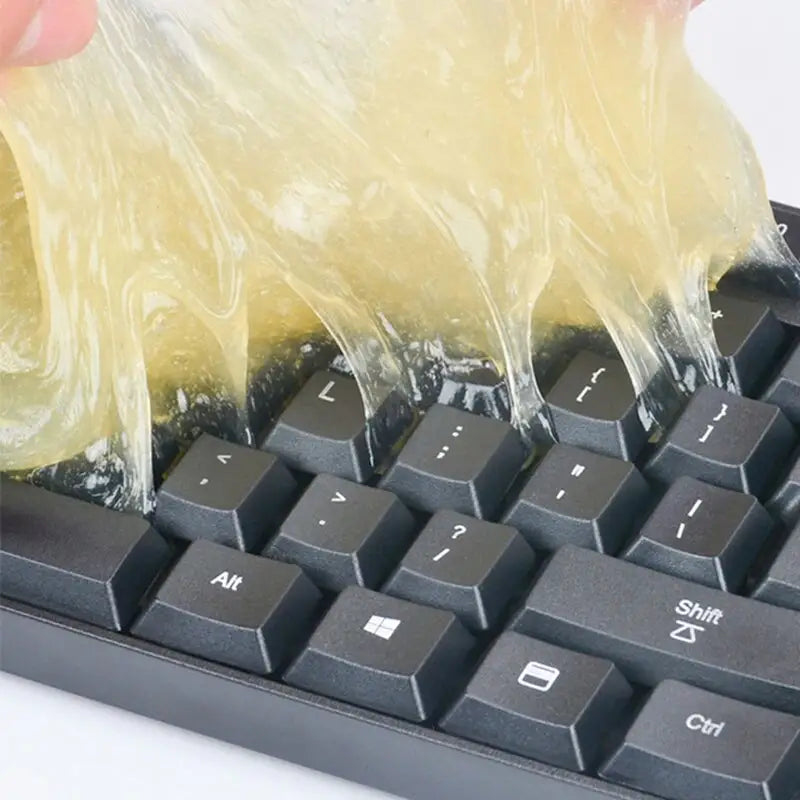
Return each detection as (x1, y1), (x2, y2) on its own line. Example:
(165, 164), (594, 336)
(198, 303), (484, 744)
(0, 598), (659, 800)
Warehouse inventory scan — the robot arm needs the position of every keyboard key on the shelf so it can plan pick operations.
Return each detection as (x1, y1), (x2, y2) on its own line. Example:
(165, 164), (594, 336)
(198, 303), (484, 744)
(285, 586), (474, 722)
(382, 511), (535, 631)
(154, 433), (297, 552)
(601, 680), (800, 800)
(708, 293), (785, 395)
(133, 541), (321, 675)
(767, 454), (800, 528)
(544, 351), (648, 460)
(715, 202), (800, 330)
(437, 365), (511, 422)
(379, 404), (525, 518)
(762, 342), (800, 424)
(622, 477), (772, 591)
(265, 475), (416, 592)
(645, 386), (795, 497)
(753, 522), (800, 612)
(502, 444), (649, 554)
(511, 546), (800, 713)
(773, 200), (800, 259)
(261, 370), (409, 483)
(441, 632), (632, 772)
(0, 478), (171, 631)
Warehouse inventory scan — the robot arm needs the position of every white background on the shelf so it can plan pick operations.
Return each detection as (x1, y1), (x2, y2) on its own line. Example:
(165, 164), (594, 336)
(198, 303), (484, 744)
(2, 1), (799, 798)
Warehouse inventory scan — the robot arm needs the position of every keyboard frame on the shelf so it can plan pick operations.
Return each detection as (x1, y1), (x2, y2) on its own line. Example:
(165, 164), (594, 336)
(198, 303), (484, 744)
(1, 597), (658, 800)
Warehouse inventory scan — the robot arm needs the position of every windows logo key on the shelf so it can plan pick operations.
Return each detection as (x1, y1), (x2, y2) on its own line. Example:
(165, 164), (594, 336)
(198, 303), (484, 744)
(363, 615), (402, 640)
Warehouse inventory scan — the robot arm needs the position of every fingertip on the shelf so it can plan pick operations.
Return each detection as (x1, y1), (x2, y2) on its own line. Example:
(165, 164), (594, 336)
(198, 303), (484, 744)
(8, 0), (98, 67)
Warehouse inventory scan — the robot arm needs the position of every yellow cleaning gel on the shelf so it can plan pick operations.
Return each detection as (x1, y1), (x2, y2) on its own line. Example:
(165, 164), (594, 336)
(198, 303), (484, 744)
(0, 0), (797, 511)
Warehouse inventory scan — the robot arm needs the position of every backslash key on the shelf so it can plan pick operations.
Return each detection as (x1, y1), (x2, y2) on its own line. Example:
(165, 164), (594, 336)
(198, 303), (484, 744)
(511, 546), (800, 714)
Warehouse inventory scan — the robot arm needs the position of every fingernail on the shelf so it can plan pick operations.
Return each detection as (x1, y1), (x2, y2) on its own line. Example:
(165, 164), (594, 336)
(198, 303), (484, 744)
(10, 10), (44, 62)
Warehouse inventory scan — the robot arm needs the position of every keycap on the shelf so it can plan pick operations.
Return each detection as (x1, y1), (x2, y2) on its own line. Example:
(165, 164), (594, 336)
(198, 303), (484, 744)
(285, 586), (474, 722)
(645, 386), (795, 498)
(265, 475), (416, 592)
(379, 404), (525, 518)
(437, 365), (511, 422)
(511, 545), (800, 713)
(708, 293), (785, 395)
(133, 540), (321, 675)
(623, 477), (772, 591)
(382, 511), (535, 631)
(716, 202), (800, 330)
(0, 477), (171, 631)
(441, 632), (632, 771)
(544, 351), (648, 461)
(153, 433), (297, 552)
(601, 680), (800, 800)
(502, 444), (649, 554)
(772, 200), (800, 257)
(753, 522), (800, 611)
(762, 342), (800, 424)
(261, 370), (409, 482)
(768, 454), (800, 528)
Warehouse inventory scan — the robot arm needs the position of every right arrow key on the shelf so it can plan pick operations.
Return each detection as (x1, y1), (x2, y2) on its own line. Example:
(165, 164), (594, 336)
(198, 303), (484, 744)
(601, 680), (800, 800)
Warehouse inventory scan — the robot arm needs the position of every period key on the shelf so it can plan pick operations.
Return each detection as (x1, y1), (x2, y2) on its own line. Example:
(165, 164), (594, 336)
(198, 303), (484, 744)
(602, 680), (800, 800)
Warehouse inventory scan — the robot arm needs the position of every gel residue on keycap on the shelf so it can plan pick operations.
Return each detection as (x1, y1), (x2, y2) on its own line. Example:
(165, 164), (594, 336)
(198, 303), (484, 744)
(1, 0), (798, 511)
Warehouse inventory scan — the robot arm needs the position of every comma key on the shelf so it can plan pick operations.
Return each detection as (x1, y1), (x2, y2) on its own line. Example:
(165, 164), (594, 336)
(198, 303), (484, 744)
(602, 680), (800, 800)
(154, 433), (297, 552)
(511, 546), (800, 713)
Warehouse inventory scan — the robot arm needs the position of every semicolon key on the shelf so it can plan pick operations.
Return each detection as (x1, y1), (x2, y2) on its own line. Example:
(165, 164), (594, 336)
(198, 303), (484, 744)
(379, 404), (526, 519)
(261, 370), (411, 483)
(154, 433), (298, 552)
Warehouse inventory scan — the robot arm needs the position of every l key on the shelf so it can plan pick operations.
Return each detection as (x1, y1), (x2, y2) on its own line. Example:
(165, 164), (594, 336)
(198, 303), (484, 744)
(511, 545), (800, 713)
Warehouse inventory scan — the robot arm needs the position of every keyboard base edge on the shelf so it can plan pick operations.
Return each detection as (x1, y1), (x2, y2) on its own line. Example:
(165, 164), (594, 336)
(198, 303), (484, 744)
(0, 598), (654, 800)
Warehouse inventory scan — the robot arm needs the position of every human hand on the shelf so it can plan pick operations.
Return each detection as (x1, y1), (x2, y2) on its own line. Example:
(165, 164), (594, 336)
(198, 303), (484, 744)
(0, 0), (97, 69)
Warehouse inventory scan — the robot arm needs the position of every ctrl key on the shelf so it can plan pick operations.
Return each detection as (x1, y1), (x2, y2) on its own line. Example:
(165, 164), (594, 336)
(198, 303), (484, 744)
(133, 541), (321, 675)
(601, 680), (800, 800)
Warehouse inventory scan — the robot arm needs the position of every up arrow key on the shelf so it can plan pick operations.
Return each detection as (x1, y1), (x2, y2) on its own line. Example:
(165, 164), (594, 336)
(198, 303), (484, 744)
(217, 454), (231, 465)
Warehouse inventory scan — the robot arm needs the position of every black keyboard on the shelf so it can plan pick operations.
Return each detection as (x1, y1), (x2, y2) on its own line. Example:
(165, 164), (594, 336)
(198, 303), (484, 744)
(3, 203), (800, 800)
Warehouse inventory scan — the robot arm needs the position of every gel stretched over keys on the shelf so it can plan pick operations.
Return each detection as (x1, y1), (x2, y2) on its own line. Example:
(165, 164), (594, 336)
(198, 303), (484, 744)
(0, 0), (798, 510)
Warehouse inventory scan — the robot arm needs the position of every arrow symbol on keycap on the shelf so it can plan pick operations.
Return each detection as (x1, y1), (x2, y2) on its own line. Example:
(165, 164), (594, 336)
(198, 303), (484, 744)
(217, 454), (232, 465)
(332, 491), (346, 503)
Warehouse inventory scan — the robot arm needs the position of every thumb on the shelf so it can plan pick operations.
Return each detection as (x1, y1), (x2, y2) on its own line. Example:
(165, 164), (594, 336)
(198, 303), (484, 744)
(1, 0), (97, 69)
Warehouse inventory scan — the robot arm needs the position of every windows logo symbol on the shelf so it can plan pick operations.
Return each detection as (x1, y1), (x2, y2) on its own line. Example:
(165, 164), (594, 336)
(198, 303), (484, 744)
(363, 615), (402, 640)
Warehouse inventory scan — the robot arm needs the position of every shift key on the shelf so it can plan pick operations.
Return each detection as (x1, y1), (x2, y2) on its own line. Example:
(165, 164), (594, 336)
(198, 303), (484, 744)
(511, 546), (800, 713)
